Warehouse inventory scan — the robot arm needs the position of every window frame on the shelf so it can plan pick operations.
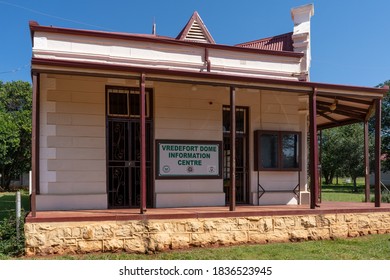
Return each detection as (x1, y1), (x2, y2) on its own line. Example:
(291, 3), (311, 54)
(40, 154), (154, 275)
(107, 88), (130, 117)
(106, 86), (151, 118)
(254, 130), (302, 171)
(223, 106), (247, 135)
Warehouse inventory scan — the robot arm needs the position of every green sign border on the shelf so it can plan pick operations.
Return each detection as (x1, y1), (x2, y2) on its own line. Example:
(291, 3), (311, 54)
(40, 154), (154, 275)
(156, 139), (223, 179)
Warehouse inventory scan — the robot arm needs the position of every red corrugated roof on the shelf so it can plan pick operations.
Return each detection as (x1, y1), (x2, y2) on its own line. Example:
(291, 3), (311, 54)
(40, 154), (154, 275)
(236, 32), (294, 52)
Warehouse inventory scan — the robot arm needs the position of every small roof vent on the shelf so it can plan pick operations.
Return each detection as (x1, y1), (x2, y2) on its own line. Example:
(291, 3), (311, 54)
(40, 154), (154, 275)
(177, 11), (215, 44)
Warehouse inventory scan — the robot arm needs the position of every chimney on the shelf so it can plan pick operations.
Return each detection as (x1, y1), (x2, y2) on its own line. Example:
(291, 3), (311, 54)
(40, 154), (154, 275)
(291, 4), (314, 81)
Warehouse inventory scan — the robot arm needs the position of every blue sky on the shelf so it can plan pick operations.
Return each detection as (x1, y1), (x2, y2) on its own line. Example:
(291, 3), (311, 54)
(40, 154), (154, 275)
(0, 0), (389, 87)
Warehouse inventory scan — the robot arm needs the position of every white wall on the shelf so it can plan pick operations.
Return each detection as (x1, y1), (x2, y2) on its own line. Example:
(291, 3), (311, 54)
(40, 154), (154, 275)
(154, 84), (307, 207)
(37, 74), (108, 210)
(154, 83), (226, 207)
(245, 89), (304, 205)
(33, 31), (302, 81)
(36, 75), (307, 210)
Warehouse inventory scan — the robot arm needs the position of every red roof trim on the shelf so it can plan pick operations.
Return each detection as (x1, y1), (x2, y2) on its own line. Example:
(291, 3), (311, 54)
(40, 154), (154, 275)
(31, 57), (388, 96)
(29, 21), (303, 58)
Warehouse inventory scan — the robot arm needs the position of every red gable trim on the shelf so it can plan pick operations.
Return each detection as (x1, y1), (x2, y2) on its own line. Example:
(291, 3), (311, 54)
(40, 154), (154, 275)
(176, 11), (216, 44)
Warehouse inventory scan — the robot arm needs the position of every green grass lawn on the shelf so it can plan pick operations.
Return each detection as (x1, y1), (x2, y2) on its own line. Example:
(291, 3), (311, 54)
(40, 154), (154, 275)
(321, 186), (371, 202)
(0, 190), (30, 220)
(320, 177), (374, 202)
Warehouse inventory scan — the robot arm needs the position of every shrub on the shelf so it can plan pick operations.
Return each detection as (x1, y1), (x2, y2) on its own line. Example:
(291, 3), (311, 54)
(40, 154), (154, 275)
(0, 211), (25, 257)
(370, 190), (390, 203)
(381, 191), (390, 203)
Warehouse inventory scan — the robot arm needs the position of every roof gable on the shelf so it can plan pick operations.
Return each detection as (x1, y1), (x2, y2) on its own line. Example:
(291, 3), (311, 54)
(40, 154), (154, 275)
(177, 11), (215, 44)
(236, 32), (294, 52)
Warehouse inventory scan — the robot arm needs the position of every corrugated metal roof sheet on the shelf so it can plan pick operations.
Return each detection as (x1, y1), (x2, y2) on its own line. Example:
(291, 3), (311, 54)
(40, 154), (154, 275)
(236, 32), (294, 52)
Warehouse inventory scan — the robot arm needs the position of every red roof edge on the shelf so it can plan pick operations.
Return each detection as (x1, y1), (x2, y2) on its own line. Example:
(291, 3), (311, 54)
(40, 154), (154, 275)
(29, 20), (39, 27)
(29, 20), (40, 46)
(236, 32), (294, 52)
(381, 85), (389, 95)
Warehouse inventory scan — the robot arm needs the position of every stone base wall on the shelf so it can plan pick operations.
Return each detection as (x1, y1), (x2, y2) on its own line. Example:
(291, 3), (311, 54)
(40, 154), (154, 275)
(24, 212), (390, 256)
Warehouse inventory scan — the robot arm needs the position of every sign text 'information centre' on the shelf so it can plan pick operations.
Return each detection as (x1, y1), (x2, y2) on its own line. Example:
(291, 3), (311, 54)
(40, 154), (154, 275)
(156, 140), (222, 179)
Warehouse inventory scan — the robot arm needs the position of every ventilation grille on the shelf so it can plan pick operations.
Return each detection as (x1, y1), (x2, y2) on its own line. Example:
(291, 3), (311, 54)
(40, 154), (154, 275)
(184, 21), (208, 42)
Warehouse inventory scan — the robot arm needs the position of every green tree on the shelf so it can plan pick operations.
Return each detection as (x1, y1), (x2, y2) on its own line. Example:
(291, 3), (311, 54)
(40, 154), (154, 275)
(321, 80), (389, 186)
(338, 124), (366, 189)
(321, 124), (367, 189)
(376, 80), (390, 171)
(0, 81), (32, 190)
(320, 127), (345, 184)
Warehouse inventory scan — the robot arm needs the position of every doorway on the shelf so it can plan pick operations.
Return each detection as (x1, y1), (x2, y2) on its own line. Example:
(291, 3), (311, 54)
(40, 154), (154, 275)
(106, 87), (153, 208)
(223, 106), (249, 204)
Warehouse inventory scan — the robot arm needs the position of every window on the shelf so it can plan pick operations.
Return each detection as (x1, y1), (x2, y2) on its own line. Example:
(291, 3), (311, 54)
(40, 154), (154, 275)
(282, 133), (300, 169)
(259, 132), (279, 168)
(254, 130), (301, 171)
(223, 107), (246, 134)
(108, 89), (129, 117)
(107, 87), (151, 118)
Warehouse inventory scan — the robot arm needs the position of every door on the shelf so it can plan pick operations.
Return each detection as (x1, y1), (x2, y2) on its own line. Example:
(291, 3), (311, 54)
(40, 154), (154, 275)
(106, 87), (153, 208)
(223, 106), (249, 204)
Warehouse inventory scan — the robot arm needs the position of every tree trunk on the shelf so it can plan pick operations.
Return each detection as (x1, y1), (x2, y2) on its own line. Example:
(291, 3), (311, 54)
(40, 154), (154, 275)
(324, 174), (332, 184)
(326, 170), (335, 185)
(329, 170), (335, 185)
(352, 177), (358, 192)
(0, 167), (4, 190)
(3, 177), (11, 191)
(1, 170), (12, 191)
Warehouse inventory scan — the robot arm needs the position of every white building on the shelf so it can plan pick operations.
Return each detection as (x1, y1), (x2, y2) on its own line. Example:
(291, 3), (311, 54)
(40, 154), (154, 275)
(29, 4), (386, 213)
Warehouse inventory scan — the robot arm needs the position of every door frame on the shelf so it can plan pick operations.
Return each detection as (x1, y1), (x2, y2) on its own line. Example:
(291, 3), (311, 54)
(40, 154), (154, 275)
(223, 105), (250, 204)
(105, 86), (154, 208)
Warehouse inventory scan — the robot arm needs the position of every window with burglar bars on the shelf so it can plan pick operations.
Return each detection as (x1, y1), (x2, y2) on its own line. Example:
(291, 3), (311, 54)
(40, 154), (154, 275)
(223, 106), (249, 204)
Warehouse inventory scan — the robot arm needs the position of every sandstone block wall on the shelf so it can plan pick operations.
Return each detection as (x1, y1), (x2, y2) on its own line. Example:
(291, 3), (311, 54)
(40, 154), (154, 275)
(24, 212), (390, 256)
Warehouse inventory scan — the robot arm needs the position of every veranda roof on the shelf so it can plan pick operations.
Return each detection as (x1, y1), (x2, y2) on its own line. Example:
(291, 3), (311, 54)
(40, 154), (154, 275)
(31, 56), (388, 130)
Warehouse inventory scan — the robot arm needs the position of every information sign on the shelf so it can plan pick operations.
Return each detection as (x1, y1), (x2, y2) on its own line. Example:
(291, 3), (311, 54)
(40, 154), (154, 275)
(156, 140), (222, 179)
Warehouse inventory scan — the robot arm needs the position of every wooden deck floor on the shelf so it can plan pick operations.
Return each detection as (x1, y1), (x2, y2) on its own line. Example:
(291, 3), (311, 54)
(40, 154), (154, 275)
(25, 202), (390, 223)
